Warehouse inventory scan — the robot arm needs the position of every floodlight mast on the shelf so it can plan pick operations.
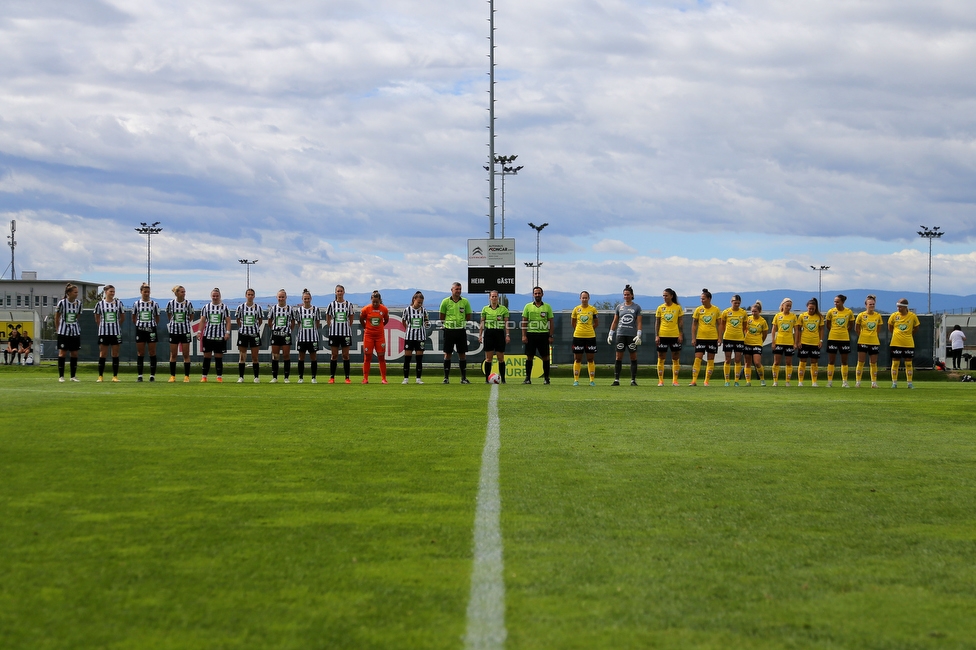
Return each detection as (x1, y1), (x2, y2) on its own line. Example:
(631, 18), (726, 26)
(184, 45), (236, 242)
(810, 265), (829, 306)
(484, 155), (522, 238)
(917, 225), (944, 313)
(239, 259), (258, 294)
(7, 220), (15, 280)
(526, 222), (548, 287)
(487, 0), (496, 241)
(134, 222), (162, 287)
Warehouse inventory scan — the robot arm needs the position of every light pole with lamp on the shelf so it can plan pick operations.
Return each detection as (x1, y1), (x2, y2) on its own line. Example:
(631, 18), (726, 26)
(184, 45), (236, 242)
(917, 226), (944, 313)
(485, 155), (523, 238)
(239, 259), (258, 294)
(810, 265), (829, 307)
(526, 222), (548, 288)
(135, 222), (163, 287)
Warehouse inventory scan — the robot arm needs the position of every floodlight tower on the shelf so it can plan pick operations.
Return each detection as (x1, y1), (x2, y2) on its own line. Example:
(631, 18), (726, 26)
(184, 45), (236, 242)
(135, 222), (162, 287)
(917, 225), (944, 313)
(484, 154), (523, 238)
(486, 0), (497, 240)
(810, 265), (829, 307)
(6, 220), (15, 280)
(526, 222), (548, 287)
(239, 259), (258, 294)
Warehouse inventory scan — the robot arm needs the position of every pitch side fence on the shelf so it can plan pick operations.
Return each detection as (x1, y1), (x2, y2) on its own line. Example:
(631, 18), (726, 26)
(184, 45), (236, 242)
(41, 311), (935, 369)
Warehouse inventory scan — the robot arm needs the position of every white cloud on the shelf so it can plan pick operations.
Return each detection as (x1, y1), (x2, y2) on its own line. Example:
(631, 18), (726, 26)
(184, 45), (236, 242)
(593, 239), (638, 255)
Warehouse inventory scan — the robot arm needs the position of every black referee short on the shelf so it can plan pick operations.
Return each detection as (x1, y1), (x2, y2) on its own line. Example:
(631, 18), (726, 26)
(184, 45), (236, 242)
(483, 328), (507, 353)
(444, 328), (468, 355)
(524, 332), (550, 359)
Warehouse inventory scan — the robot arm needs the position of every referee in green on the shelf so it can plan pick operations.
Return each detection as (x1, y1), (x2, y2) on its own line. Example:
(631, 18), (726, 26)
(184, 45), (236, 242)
(521, 286), (554, 384)
(439, 281), (474, 384)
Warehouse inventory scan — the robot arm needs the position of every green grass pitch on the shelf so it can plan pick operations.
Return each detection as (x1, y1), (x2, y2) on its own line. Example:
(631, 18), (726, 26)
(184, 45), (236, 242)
(2, 365), (975, 649)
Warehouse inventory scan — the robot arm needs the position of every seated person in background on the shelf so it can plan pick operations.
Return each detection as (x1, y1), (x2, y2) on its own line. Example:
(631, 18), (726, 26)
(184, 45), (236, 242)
(19, 333), (34, 363)
(4, 329), (21, 365)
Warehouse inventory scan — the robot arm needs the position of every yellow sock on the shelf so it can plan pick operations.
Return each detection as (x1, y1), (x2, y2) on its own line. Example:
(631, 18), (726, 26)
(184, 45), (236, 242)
(841, 365), (849, 382)
(723, 362), (731, 381)
(797, 361), (806, 380)
(671, 363), (679, 382)
(891, 360), (900, 382)
(785, 364), (793, 381)
(906, 361), (914, 382)
(827, 364), (835, 381)
(870, 362), (878, 382)
(734, 362), (742, 381)
(588, 361), (596, 381)
(573, 361), (581, 380)
(692, 358), (702, 382)
(744, 366), (752, 381)
(758, 365), (765, 381)
(772, 364), (780, 381)
(810, 363), (818, 383)
(856, 361), (864, 382)
(657, 359), (666, 381)
(705, 360), (715, 381)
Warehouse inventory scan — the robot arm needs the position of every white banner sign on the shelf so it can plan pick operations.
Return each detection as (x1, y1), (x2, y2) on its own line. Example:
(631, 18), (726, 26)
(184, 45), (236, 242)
(468, 238), (516, 266)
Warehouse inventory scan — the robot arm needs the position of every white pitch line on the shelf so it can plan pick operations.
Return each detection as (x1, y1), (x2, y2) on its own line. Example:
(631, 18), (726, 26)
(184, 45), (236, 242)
(464, 383), (506, 650)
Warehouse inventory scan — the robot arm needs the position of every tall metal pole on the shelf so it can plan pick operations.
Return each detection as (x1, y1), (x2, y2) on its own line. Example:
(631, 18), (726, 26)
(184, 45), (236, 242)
(239, 259), (258, 294)
(528, 222), (548, 287)
(487, 0), (496, 240)
(135, 222), (162, 287)
(917, 226), (944, 313)
(810, 265), (829, 306)
(7, 220), (15, 280)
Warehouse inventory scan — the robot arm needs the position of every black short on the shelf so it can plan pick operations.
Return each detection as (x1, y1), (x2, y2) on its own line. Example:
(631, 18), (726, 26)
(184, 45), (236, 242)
(524, 333), (550, 359)
(772, 344), (794, 356)
(203, 338), (226, 354)
(857, 344), (880, 355)
(722, 340), (745, 353)
(695, 340), (718, 354)
(237, 334), (260, 349)
(444, 328), (468, 355)
(271, 334), (292, 348)
(482, 328), (507, 353)
(826, 341), (851, 354)
(797, 344), (821, 359)
(744, 345), (763, 356)
(328, 335), (351, 349)
(57, 335), (81, 352)
(657, 336), (681, 352)
(404, 340), (426, 352)
(169, 332), (193, 345)
(616, 335), (638, 352)
(297, 341), (318, 354)
(135, 329), (158, 344)
(98, 335), (120, 346)
(572, 337), (597, 354)
(889, 346), (915, 359)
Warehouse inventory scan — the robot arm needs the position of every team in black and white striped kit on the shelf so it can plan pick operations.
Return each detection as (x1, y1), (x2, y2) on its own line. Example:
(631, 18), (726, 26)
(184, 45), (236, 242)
(294, 289), (320, 383)
(267, 289), (294, 383)
(166, 285), (194, 382)
(236, 288), (263, 383)
(325, 285), (354, 384)
(132, 283), (160, 382)
(55, 283), (83, 382)
(198, 288), (231, 382)
(94, 284), (126, 382)
(401, 291), (429, 384)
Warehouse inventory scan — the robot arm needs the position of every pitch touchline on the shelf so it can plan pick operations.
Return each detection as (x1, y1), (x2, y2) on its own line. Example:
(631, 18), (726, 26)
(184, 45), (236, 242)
(464, 383), (506, 650)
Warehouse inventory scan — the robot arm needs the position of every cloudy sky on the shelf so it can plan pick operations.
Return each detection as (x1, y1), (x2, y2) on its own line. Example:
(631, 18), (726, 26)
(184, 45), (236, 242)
(2, 0), (975, 299)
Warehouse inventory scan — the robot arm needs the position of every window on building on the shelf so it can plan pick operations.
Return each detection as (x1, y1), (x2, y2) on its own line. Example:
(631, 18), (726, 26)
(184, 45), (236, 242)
(43, 296), (48, 306)
(35, 295), (40, 306)
(16, 295), (22, 306)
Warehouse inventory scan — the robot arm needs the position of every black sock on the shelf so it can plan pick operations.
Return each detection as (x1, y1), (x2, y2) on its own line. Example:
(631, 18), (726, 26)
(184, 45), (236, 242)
(98, 357), (106, 376)
(137, 355), (145, 376)
(150, 356), (157, 376)
(183, 362), (191, 377)
(112, 357), (120, 377)
(58, 357), (65, 378)
(70, 357), (78, 378)
(272, 359), (279, 378)
(631, 360), (638, 381)
(416, 356), (423, 378)
(498, 361), (506, 382)
(299, 359), (305, 379)
(239, 362), (246, 379)
(404, 357), (411, 378)
(311, 360), (317, 379)
(253, 363), (259, 378)
(525, 358), (533, 379)
(170, 361), (177, 377)
(215, 358), (223, 377)
(284, 360), (291, 378)
(460, 359), (467, 380)
(444, 358), (451, 379)
(343, 359), (350, 379)
(202, 357), (211, 376)
(543, 359), (551, 380)
(483, 360), (491, 381)
(330, 359), (337, 378)
(614, 360), (622, 380)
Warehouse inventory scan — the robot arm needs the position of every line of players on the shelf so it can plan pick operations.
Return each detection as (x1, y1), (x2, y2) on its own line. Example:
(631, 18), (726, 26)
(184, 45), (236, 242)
(52, 281), (921, 388)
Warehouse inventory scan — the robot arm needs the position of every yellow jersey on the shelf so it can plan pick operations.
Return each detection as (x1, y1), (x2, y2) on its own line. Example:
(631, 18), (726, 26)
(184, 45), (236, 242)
(825, 307), (855, 341)
(655, 303), (683, 337)
(855, 311), (884, 346)
(721, 307), (748, 341)
(744, 315), (768, 346)
(888, 311), (920, 348)
(797, 312), (823, 346)
(771, 312), (799, 346)
(693, 305), (721, 340)
(571, 305), (599, 338)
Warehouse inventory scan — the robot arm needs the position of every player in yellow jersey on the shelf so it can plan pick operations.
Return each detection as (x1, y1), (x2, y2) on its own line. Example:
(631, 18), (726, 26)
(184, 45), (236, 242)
(654, 288), (684, 386)
(743, 301), (768, 386)
(888, 298), (920, 388)
(824, 294), (855, 387)
(690, 288), (722, 386)
(795, 298), (824, 387)
(720, 294), (748, 386)
(770, 298), (798, 386)
(571, 291), (600, 386)
(854, 294), (884, 388)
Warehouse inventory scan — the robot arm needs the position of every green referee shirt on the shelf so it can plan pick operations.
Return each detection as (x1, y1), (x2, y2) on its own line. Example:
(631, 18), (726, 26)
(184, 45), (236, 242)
(481, 305), (509, 329)
(440, 297), (472, 329)
(522, 301), (554, 333)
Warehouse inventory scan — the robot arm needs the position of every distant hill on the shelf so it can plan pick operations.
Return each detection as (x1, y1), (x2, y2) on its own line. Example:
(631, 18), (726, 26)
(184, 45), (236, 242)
(122, 288), (976, 313)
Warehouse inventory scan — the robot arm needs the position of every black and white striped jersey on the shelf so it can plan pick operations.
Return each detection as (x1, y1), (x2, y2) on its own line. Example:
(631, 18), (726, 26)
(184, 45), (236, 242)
(95, 299), (125, 336)
(401, 306), (429, 341)
(293, 305), (320, 343)
(132, 300), (160, 331)
(200, 302), (230, 339)
(325, 300), (354, 337)
(56, 298), (82, 336)
(236, 303), (263, 336)
(267, 304), (294, 335)
(166, 300), (194, 334)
